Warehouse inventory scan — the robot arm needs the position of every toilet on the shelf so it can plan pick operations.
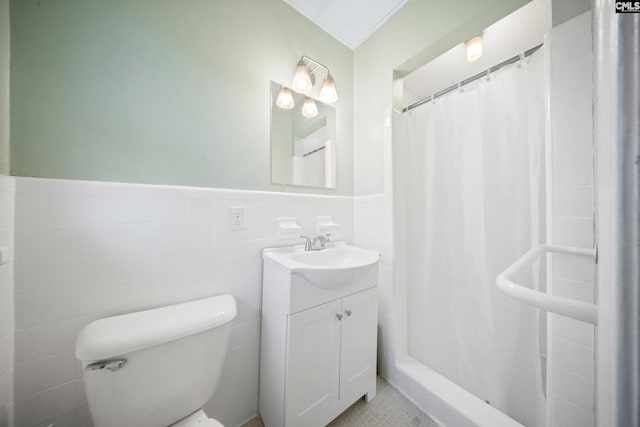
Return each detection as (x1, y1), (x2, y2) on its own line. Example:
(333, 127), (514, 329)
(75, 295), (237, 427)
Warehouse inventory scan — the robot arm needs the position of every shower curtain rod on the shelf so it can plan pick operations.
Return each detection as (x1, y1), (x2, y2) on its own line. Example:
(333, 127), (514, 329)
(302, 145), (325, 157)
(403, 43), (544, 113)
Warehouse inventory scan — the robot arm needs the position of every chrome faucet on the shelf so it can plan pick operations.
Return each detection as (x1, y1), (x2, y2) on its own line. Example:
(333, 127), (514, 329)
(300, 234), (331, 251)
(300, 235), (313, 251)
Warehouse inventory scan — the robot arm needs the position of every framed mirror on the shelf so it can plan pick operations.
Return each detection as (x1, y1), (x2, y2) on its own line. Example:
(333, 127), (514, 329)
(270, 81), (336, 189)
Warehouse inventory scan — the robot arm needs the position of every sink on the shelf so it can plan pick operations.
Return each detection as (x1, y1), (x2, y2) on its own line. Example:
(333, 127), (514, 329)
(263, 243), (380, 289)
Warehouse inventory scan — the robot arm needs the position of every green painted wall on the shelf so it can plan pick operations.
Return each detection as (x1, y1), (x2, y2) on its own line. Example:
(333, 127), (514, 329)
(10, 0), (354, 195)
(552, 0), (590, 26)
(0, 0), (8, 175)
(353, 0), (529, 195)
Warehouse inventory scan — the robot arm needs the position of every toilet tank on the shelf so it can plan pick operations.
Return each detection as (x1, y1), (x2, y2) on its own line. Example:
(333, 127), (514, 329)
(75, 295), (237, 427)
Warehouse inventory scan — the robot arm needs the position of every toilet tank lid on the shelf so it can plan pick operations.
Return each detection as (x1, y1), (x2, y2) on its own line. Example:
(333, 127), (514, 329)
(75, 294), (237, 361)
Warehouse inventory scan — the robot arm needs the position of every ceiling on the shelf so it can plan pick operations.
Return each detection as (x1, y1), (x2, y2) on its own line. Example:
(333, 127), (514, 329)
(284, 0), (408, 50)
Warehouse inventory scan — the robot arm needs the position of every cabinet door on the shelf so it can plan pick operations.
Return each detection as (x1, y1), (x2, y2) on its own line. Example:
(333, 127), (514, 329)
(286, 299), (343, 426)
(339, 288), (377, 402)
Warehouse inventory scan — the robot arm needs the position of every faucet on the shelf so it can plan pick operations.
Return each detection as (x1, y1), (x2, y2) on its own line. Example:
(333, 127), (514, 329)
(300, 235), (313, 251)
(300, 234), (331, 251)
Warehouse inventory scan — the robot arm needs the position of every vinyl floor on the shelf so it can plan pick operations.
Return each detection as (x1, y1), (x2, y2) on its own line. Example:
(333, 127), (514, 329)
(241, 375), (440, 427)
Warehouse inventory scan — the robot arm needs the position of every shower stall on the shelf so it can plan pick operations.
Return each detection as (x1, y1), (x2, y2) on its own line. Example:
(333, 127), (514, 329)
(394, 46), (547, 427)
(391, 8), (600, 427)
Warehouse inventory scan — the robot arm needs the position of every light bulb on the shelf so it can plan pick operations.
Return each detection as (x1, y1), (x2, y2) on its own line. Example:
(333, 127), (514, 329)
(466, 36), (483, 62)
(319, 73), (338, 104)
(276, 86), (295, 109)
(301, 97), (318, 118)
(292, 59), (313, 94)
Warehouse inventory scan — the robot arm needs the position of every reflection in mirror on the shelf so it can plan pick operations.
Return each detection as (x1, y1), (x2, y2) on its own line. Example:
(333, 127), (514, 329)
(270, 81), (336, 189)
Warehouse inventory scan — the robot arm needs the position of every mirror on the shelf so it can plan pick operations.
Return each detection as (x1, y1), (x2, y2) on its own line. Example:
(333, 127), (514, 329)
(270, 81), (336, 189)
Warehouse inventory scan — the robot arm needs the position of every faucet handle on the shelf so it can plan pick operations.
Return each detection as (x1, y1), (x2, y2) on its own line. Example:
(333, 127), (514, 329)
(314, 233), (331, 249)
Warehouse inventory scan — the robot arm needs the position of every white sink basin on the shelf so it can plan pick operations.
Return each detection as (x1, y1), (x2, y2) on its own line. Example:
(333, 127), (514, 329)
(263, 243), (380, 289)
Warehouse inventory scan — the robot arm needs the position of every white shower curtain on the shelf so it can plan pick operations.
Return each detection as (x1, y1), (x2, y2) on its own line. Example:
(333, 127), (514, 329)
(395, 51), (546, 426)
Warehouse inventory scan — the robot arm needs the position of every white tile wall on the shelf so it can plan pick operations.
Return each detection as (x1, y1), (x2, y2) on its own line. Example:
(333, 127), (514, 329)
(0, 175), (15, 427)
(12, 177), (354, 427)
(549, 10), (595, 427)
(353, 194), (394, 377)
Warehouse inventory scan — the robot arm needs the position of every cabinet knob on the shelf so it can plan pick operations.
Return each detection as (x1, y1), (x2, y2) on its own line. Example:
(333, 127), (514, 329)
(345, 310), (352, 317)
(336, 313), (343, 321)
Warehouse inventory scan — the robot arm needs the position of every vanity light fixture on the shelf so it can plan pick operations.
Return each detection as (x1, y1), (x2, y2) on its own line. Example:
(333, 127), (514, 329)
(319, 72), (338, 104)
(276, 86), (295, 109)
(466, 35), (483, 62)
(292, 59), (315, 94)
(301, 97), (319, 118)
(290, 56), (338, 103)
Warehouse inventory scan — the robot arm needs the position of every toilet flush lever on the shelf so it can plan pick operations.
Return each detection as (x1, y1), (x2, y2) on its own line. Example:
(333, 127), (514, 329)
(85, 358), (127, 372)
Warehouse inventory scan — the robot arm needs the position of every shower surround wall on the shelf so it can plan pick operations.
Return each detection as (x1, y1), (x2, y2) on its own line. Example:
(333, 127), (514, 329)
(0, 176), (15, 427)
(11, 177), (353, 427)
(547, 11), (595, 427)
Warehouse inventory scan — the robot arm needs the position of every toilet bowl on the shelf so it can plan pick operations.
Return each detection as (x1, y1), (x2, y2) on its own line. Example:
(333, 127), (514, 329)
(75, 295), (236, 427)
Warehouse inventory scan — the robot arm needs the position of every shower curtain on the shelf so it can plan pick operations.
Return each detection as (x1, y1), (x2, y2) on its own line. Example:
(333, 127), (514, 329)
(395, 51), (546, 426)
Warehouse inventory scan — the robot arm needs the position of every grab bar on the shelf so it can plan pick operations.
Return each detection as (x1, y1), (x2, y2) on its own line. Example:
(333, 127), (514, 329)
(496, 244), (597, 324)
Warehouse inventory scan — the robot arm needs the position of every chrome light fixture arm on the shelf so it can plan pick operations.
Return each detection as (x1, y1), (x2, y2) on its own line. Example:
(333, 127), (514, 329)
(300, 55), (330, 76)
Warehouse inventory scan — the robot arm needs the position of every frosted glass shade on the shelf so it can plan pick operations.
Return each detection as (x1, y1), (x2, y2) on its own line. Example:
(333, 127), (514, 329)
(292, 60), (313, 94)
(466, 36), (483, 62)
(319, 73), (338, 104)
(276, 87), (295, 109)
(301, 97), (318, 118)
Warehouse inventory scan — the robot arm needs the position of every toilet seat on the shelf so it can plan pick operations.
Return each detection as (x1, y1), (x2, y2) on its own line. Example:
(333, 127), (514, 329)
(171, 410), (224, 427)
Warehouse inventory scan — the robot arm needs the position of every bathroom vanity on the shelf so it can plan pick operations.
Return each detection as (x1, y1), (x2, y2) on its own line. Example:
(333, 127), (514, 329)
(259, 243), (379, 427)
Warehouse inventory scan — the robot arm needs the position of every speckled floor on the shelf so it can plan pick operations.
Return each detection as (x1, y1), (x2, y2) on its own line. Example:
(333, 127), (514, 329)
(241, 376), (440, 427)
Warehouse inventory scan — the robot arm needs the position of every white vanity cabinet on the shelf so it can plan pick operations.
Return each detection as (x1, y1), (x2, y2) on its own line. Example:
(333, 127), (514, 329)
(259, 244), (379, 427)
(286, 288), (377, 426)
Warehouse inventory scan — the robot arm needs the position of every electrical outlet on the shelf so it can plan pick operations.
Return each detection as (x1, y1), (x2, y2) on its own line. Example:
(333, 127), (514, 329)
(229, 206), (246, 231)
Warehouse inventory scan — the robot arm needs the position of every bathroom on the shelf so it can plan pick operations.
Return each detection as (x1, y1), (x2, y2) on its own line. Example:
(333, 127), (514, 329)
(0, 0), (638, 426)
